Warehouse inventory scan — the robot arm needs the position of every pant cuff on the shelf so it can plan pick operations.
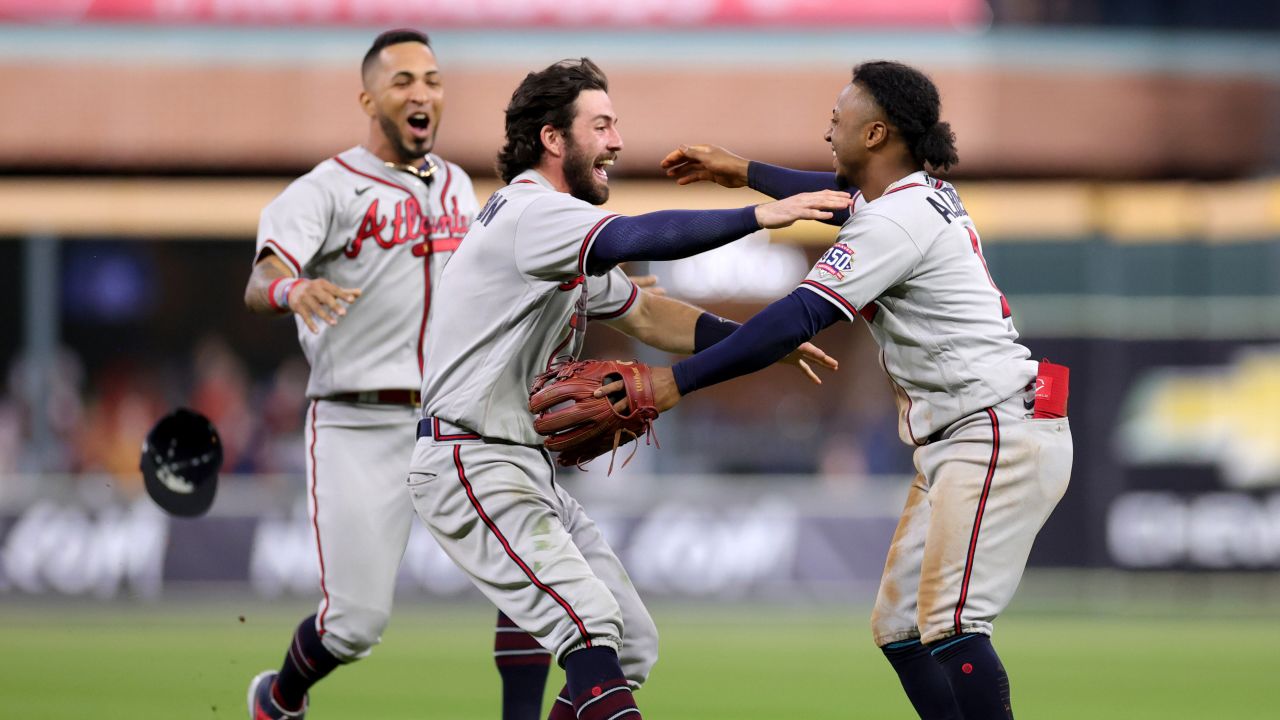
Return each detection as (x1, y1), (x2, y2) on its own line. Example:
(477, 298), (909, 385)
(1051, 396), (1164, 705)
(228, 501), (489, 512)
(558, 635), (622, 666)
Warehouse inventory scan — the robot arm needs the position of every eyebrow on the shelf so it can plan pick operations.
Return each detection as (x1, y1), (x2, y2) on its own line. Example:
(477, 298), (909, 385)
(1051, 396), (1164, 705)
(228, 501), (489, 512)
(391, 69), (440, 80)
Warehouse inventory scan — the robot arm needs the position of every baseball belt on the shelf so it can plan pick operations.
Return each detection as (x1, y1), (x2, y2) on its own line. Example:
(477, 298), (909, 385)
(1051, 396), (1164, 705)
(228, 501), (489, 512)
(324, 389), (421, 406)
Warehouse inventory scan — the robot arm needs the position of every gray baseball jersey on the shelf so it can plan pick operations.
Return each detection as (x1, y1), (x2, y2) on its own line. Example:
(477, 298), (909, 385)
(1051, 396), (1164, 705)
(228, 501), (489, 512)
(798, 170), (1038, 445)
(795, 171), (1072, 647)
(420, 168), (639, 443)
(407, 168), (656, 680)
(256, 145), (477, 398)
(255, 145), (477, 661)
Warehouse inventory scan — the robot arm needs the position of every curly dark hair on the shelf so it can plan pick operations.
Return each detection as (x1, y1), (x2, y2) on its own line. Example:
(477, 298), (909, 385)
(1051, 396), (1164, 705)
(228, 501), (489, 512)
(851, 61), (959, 172)
(496, 58), (609, 184)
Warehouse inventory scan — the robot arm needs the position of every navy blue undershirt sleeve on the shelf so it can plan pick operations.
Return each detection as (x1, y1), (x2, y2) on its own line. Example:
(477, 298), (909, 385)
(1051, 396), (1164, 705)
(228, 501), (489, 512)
(694, 312), (741, 353)
(585, 206), (759, 276)
(672, 288), (847, 396)
(747, 161), (850, 227)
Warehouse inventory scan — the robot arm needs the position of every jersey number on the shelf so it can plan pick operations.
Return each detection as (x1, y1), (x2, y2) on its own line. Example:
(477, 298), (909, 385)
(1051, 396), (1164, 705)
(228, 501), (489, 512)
(967, 227), (1011, 319)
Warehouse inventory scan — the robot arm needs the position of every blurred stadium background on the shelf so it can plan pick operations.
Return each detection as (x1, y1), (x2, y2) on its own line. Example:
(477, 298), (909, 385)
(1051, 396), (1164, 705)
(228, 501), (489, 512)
(2, 1), (1280, 718)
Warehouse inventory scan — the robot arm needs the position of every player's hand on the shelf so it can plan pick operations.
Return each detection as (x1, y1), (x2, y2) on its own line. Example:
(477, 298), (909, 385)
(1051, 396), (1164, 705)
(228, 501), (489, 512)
(780, 342), (839, 385)
(755, 190), (852, 229)
(627, 274), (666, 296)
(660, 144), (750, 188)
(595, 366), (682, 413)
(290, 279), (362, 334)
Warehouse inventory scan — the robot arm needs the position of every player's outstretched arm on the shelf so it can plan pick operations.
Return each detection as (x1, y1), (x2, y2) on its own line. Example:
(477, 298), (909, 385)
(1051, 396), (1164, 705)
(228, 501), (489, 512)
(660, 144), (751, 188)
(625, 272), (666, 296)
(599, 287), (847, 412)
(600, 290), (702, 354)
(586, 190), (849, 275)
(662, 144), (850, 226)
(244, 252), (362, 333)
(600, 290), (837, 385)
(754, 191), (849, 228)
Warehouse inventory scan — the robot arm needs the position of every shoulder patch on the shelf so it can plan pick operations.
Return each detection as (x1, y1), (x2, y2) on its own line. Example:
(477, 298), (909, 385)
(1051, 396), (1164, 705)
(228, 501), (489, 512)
(815, 242), (855, 280)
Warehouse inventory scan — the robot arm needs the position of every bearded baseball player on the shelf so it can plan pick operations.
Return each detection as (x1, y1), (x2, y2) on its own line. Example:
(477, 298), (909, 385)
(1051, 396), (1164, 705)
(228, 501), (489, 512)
(241, 30), (552, 720)
(407, 58), (844, 720)
(647, 61), (1074, 719)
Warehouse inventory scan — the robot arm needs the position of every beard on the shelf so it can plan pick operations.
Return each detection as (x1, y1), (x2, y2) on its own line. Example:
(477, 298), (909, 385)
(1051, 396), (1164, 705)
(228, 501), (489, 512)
(563, 133), (610, 206)
(378, 113), (433, 163)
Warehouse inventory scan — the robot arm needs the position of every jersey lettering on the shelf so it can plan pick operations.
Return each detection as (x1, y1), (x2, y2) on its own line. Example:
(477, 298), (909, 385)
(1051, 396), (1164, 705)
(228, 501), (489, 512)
(411, 196), (473, 257)
(476, 194), (509, 227)
(345, 199), (388, 257)
(345, 196), (467, 258)
(968, 226), (1012, 319)
(926, 189), (968, 224)
(431, 197), (471, 239)
(941, 186), (968, 216)
(389, 197), (426, 247)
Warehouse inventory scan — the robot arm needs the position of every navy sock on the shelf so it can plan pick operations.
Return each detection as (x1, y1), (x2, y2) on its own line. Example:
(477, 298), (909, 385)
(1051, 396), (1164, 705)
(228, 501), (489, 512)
(563, 646), (641, 720)
(273, 614), (342, 711)
(931, 634), (1013, 719)
(882, 639), (963, 719)
(547, 684), (575, 720)
(493, 612), (551, 720)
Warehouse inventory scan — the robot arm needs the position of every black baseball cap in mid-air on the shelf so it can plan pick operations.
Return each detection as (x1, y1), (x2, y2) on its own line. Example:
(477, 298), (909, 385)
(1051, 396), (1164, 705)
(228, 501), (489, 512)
(140, 408), (222, 517)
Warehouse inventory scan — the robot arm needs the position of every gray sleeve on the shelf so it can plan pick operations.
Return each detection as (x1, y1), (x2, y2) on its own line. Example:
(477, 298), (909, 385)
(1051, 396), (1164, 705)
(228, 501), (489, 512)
(512, 193), (621, 281)
(585, 267), (640, 320)
(255, 175), (333, 276)
(798, 212), (922, 318)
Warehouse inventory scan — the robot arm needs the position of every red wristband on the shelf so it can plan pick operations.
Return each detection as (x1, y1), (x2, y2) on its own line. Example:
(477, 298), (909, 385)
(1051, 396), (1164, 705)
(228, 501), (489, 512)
(267, 278), (287, 312)
(267, 277), (299, 313)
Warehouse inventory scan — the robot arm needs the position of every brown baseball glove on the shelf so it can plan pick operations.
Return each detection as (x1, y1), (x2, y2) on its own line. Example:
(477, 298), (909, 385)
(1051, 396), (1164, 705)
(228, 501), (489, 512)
(528, 359), (660, 471)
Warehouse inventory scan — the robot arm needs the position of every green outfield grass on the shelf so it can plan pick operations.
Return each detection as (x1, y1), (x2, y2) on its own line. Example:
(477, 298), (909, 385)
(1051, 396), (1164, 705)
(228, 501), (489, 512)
(1, 596), (1276, 719)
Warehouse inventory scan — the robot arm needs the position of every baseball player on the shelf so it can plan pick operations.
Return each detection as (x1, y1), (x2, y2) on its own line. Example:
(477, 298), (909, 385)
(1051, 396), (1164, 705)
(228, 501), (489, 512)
(241, 30), (551, 720)
(648, 61), (1073, 719)
(408, 58), (845, 720)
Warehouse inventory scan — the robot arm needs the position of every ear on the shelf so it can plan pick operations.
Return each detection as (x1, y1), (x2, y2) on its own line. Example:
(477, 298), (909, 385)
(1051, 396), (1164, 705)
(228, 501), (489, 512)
(359, 89), (376, 119)
(540, 124), (565, 159)
(865, 120), (890, 150)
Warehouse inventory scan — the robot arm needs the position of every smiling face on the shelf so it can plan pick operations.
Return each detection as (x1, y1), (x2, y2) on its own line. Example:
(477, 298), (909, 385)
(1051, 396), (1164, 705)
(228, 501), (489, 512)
(824, 82), (884, 187)
(361, 41), (443, 163)
(560, 89), (622, 205)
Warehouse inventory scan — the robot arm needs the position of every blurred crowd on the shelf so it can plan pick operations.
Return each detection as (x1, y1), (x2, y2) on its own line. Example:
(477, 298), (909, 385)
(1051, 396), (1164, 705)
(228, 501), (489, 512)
(0, 330), (916, 497)
(0, 335), (311, 495)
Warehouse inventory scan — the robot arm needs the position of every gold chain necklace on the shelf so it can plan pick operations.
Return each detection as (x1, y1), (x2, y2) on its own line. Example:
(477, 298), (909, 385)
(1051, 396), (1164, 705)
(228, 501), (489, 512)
(384, 156), (438, 183)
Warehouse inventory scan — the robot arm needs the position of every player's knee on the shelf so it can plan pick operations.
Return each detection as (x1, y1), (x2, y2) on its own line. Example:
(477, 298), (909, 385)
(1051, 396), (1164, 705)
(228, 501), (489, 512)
(319, 607), (392, 661)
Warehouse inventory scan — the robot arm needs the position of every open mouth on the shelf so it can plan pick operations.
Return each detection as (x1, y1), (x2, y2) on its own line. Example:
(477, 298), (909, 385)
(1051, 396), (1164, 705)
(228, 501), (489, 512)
(407, 112), (431, 139)
(593, 157), (614, 182)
